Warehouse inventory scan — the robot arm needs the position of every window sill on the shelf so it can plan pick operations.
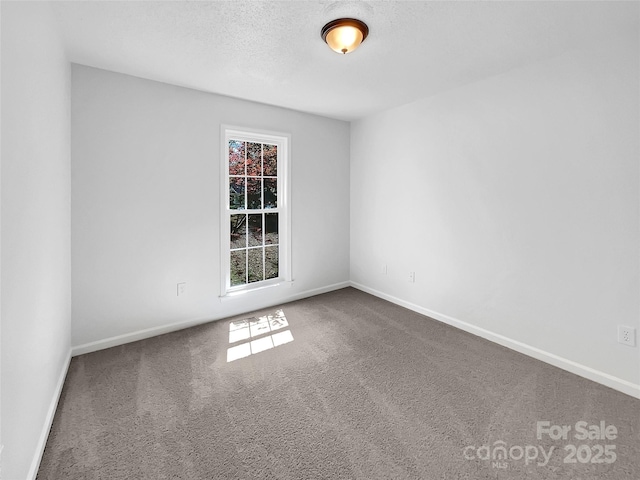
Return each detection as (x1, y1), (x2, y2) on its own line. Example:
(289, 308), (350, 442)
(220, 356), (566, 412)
(219, 279), (294, 301)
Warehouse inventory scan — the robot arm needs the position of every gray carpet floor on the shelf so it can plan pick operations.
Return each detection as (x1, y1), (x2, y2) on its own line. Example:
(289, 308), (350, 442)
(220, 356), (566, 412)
(38, 287), (639, 479)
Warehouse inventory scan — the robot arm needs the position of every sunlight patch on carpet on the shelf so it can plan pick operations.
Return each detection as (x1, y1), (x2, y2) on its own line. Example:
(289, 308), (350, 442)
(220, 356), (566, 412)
(227, 309), (294, 362)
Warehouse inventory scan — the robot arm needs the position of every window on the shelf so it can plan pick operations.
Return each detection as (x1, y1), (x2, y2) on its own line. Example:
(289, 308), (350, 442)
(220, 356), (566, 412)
(221, 127), (291, 296)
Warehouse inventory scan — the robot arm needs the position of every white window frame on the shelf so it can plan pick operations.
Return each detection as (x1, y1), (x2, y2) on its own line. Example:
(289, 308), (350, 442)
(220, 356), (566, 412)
(220, 126), (292, 297)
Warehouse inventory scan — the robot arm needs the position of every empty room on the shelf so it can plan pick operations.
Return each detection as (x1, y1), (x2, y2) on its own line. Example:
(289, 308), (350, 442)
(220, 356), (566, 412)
(1, 0), (639, 479)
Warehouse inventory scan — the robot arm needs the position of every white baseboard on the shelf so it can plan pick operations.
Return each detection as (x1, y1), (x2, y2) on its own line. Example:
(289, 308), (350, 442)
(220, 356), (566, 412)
(72, 280), (350, 356)
(350, 281), (640, 400)
(27, 349), (72, 480)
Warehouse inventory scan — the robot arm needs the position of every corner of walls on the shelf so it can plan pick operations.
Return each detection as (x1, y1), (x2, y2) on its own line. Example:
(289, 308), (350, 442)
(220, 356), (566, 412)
(1, 2), (72, 479)
(349, 39), (640, 398)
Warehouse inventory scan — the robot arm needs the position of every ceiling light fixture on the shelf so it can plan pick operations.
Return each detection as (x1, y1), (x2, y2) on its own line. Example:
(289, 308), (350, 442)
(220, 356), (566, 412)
(321, 18), (369, 54)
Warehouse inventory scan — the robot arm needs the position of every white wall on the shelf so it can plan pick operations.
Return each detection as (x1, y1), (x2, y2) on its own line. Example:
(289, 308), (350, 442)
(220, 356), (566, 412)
(71, 65), (350, 349)
(350, 34), (640, 391)
(1, 2), (72, 479)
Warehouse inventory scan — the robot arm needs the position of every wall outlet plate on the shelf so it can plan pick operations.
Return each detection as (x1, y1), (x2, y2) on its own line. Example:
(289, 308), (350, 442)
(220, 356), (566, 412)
(177, 282), (187, 296)
(618, 325), (636, 347)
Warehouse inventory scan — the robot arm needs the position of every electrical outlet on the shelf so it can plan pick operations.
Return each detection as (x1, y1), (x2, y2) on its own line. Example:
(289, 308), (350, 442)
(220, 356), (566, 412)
(618, 325), (636, 347)
(382, 264), (387, 275)
(408, 271), (415, 283)
(177, 282), (187, 297)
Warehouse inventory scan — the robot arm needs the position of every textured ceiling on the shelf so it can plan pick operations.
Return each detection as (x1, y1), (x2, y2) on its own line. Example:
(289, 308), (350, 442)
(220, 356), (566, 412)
(51, 0), (638, 121)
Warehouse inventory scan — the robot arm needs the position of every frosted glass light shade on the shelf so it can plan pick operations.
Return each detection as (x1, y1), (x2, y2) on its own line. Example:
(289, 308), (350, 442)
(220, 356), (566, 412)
(321, 18), (369, 54)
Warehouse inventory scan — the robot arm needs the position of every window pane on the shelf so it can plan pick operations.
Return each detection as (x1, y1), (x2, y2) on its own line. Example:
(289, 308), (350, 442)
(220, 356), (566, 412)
(230, 214), (246, 249)
(248, 214), (262, 247)
(229, 178), (245, 210)
(223, 130), (286, 297)
(264, 178), (277, 208)
(247, 178), (262, 209)
(265, 213), (278, 245)
(229, 140), (245, 175)
(230, 250), (246, 286)
(248, 248), (264, 283)
(247, 142), (262, 177)
(263, 144), (277, 176)
(265, 246), (279, 280)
